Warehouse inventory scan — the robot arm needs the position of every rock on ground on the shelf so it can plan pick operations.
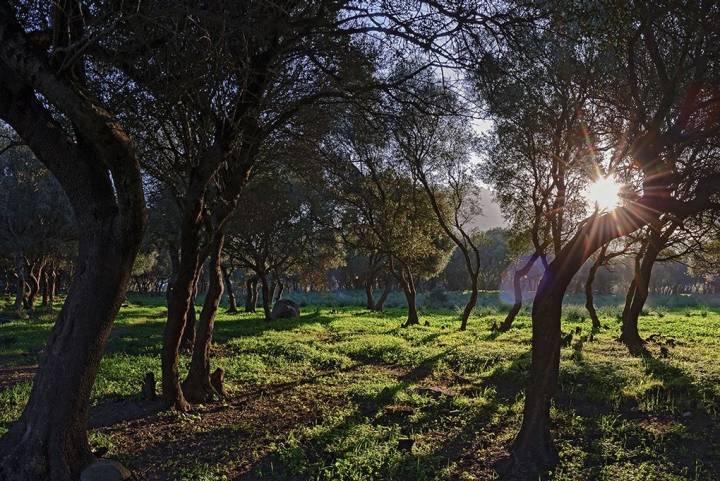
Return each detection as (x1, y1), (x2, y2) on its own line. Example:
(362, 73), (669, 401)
(271, 299), (301, 319)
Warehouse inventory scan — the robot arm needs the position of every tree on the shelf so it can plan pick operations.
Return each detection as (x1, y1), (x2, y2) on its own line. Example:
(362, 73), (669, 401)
(0, 2), (146, 478)
(492, 2), (720, 475)
(225, 169), (339, 320)
(392, 86), (485, 330)
(316, 108), (454, 326)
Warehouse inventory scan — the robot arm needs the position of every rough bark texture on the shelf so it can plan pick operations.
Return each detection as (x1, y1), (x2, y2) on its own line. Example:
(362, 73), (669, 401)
(0, 5), (147, 477)
(162, 206), (204, 412)
(183, 235), (225, 403)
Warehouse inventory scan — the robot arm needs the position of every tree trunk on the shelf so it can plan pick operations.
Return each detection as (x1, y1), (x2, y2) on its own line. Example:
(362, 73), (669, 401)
(13, 254), (27, 312)
(162, 207), (204, 412)
(499, 253), (540, 332)
(364, 279), (376, 310)
(585, 265), (601, 330)
(183, 235), (224, 403)
(40, 269), (49, 307)
(274, 280), (284, 302)
(509, 287), (563, 474)
(244, 275), (258, 312)
(25, 261), (42, 311)
(459, 278), (478, 331)
(620, 225), (675, 348)
(585, 247), (606, 330)
(399, 270), (419, 327)
(0, 25), (146, 475)
(223, 266), (238, 314)
(507, 209), (656, 477)
(48, 268), (56, 306)
(373, 280), (391, 312)
(181, 292), (198, 352)
(621, 258), (655, 347)
(259, 272), (272, 320)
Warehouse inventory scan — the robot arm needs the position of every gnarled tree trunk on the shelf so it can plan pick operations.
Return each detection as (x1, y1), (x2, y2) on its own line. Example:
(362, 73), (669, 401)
(0, 7), (146, 476)
(162, 204), (205, 412)
(183, 235), (225, 403)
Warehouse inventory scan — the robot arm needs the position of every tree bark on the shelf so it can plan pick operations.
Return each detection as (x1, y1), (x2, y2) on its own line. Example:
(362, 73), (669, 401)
(25, 260), (44, 311)
(40, 269), (49, 307)
(162, 205), (204, 412)
(499, 253), (540, 332)
(399, 269), (419, 327)
(364, 279), (376, 310)
(13, 254), (27, 312)
(223, 266), (238, 313)
(0, 9), (147, 476)
(274, 280), (284, 302)
(585, 245), (608, 330)
(459, 277), (478, 331)
(259, 272), (272, 320)
(183, 235), (225, 403)
(508, 206), (661, 476)
(373, 279), (391, 312)
(244, 275), (258, 312)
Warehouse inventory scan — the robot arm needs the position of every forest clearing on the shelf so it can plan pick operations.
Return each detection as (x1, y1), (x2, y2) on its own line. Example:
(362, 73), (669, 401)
(2, 294), (718, 480)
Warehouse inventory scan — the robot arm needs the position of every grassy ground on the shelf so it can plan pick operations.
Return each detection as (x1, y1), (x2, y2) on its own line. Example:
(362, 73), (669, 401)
(1, 294), (719, 481)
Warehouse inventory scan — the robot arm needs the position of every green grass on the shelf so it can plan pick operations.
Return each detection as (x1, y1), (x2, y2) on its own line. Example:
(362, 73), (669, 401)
(1, 293), (719, 480)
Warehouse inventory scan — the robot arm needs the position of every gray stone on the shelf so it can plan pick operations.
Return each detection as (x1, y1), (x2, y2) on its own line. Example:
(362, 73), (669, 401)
(81, 459), (132, 481)
(271, 299), (300, 319)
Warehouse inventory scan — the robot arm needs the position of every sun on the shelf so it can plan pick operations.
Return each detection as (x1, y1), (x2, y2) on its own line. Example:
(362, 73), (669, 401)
(583, 176), (622, 211)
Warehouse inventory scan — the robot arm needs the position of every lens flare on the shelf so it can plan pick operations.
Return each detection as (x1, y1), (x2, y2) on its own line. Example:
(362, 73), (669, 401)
(583, 176), (622, 211)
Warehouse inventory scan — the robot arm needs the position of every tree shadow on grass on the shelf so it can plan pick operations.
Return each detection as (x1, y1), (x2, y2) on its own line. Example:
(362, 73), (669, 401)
(558, 350), (720, 480)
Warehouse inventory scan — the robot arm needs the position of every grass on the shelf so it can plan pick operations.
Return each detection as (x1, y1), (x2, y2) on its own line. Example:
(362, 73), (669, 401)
(0, 293), (719, 480)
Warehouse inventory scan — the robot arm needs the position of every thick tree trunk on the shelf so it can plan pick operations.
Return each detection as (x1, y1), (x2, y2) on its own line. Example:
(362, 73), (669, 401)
(373, 280), (391, 312)
(162, 208), (204, 412)
(364, 279), (375, 310)
(399, 271), (419, 327)
(223, 266), (238, 314)
(0, 27), (146, 475)
(459, 278), (479, 331)
(507, 209), (657, 477)
(509, 288), (563, 473)
(183, 235), (224, 403)
(274, 280), (284, 302)
(499, 253), (540, 332)
(244, 276), (257, 312)
(259, 272), (272, 320)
